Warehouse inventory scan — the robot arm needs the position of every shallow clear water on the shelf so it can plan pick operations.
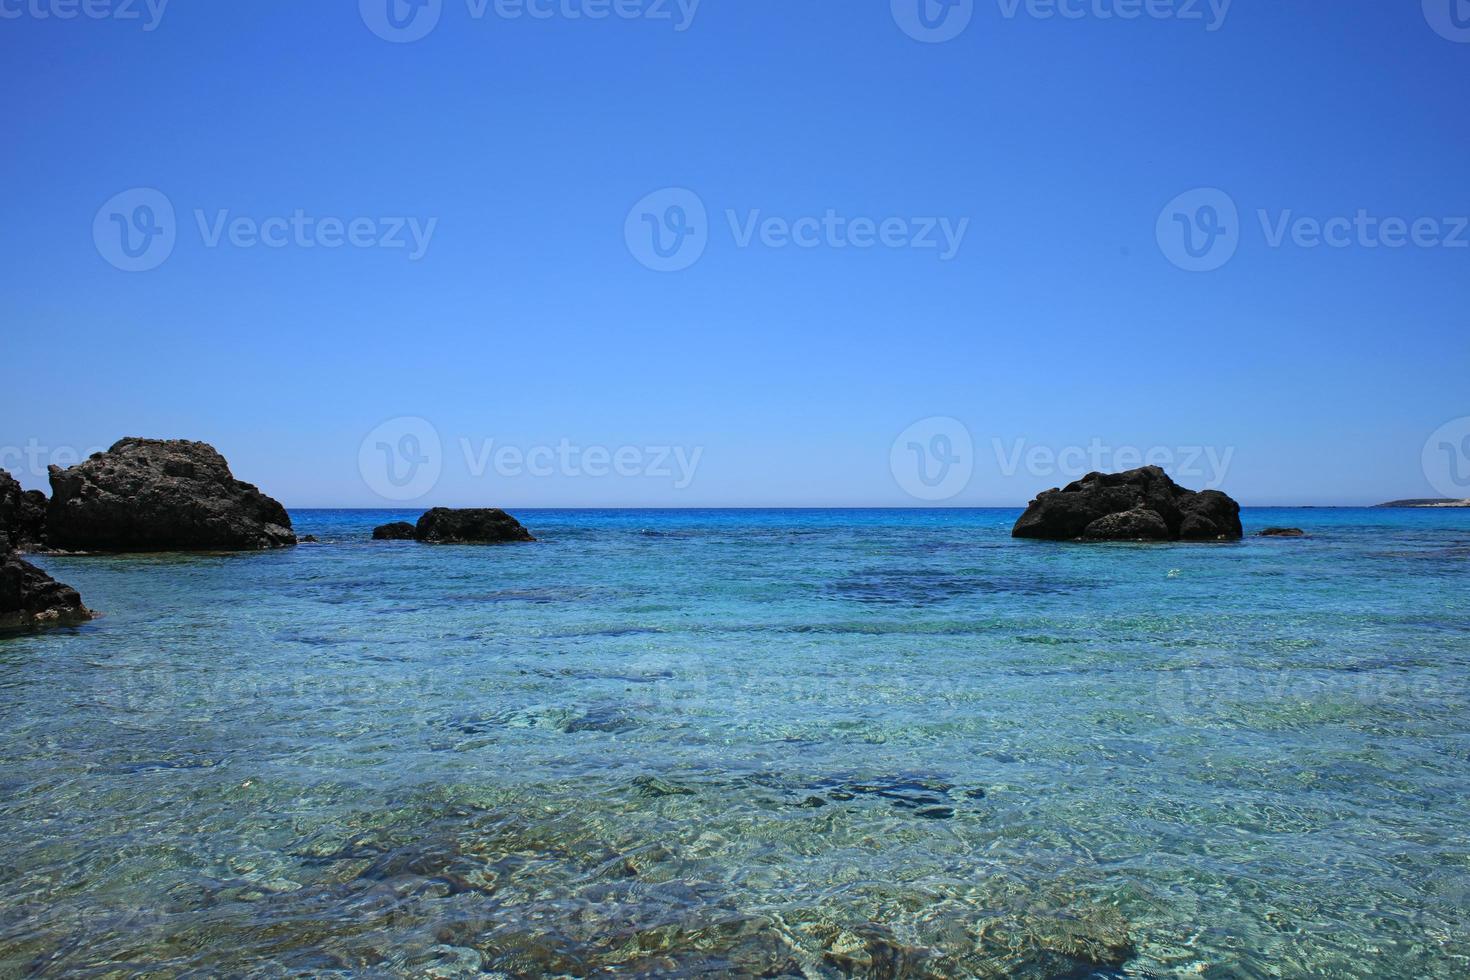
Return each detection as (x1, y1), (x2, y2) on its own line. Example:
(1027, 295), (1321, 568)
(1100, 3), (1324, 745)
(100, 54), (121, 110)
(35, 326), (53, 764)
(2, 508), (1469, 977)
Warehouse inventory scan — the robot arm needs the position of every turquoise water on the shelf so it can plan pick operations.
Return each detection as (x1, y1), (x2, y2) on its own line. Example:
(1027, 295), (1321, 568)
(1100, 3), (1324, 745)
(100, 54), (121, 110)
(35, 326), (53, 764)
(2, 508), (1469, 977)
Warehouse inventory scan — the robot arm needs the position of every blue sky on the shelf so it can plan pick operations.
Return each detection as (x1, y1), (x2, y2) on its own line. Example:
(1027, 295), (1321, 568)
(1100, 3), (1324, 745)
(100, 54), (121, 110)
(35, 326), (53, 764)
(3, 1), (1467, 507)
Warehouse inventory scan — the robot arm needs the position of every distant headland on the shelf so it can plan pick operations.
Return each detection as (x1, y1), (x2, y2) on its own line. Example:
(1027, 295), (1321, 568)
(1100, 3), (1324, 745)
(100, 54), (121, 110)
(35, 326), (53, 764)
(1375, 498), (1470, 508)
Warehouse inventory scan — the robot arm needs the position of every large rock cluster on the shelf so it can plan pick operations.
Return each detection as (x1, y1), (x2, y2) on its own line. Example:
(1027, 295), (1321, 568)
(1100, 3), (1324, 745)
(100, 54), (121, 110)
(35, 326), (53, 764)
(46, 438), (296, 551)
(1012, 466), (1242, 542)
(1, 468), (94, 628)
(3, 438), (296, 630)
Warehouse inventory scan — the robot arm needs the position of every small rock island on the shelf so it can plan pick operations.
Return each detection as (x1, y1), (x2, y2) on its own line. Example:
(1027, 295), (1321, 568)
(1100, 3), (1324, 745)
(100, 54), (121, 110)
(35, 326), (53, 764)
(1012, 466), (1243, 542)
(374, 509), (535, 544)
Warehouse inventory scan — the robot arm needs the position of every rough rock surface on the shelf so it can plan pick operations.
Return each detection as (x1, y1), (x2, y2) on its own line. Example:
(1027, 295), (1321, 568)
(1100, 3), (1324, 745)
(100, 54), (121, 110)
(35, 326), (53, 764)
(46, 438), (296, 552)
(1259, 527), (1306, 537)
(0, 468), (49, 551)
(414, 508), (535, 544)
(1081, 506), (1171, 541)
(0, 552), (94, 628)
(1012, 466), (1242, 542)
(372, 521), (417, 541)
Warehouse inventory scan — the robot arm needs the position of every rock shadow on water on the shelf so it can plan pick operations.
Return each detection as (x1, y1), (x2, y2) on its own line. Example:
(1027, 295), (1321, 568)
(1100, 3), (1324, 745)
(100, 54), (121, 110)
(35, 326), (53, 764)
(746, 770), (989, 821)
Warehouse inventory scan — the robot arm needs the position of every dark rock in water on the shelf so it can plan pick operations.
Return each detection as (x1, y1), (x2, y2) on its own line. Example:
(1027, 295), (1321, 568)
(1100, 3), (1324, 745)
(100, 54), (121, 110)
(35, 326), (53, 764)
(1259, 527), (1306, 538)
(46, 438), (296, 552)
(372, 521), (417, 541)
(0, 469), (48, 551)
(631, 775), (695, 798)
(0, 552), (95, 628)
(299, 534), (320, 543)
(915, 805), (955, 820)
(1012, 466), (1242, 542)
(414, 508), (535, 544)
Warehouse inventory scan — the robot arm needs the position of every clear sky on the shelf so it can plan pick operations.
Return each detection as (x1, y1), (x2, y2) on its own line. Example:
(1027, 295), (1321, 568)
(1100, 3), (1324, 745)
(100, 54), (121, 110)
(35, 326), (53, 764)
(3, 1), (1467, 507)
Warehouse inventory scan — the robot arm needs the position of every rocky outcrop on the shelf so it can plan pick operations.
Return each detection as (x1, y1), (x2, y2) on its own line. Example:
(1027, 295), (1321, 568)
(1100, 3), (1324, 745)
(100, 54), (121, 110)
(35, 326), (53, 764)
(0, 468), (48, 552)
(46, 438), (296, 552)
(0, 552), (94, 628)
(1259, 527), (1305, 537)
(414, 508), (535, 544)
(1013, 466), (1242, 542)
(372, 521), (417, 541)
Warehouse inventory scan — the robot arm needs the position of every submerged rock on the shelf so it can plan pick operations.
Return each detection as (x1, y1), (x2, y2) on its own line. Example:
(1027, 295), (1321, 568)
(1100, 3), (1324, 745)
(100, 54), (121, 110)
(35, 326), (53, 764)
(1013, 466), (1242, 542)
(46, 438), (296, 552)
(0, 468), (48, 551)
(372, 521), (417, 541)
(414, 508), (535, 544)
(0, 552), (95, 628)
(1259, 527), (1306, 537)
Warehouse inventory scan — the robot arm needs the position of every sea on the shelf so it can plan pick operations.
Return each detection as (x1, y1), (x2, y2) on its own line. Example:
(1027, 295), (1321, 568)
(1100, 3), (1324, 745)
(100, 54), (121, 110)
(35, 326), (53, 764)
(2, 508), (1468, 977)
